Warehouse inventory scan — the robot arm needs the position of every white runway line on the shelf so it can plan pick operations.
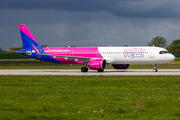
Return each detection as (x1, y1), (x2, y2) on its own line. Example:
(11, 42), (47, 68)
(0, 69), (179, 75)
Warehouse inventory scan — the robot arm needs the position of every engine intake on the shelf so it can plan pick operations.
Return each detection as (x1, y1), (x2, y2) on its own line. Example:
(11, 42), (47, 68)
(89, 59), (107, 70)
(112, 64), (130, 69)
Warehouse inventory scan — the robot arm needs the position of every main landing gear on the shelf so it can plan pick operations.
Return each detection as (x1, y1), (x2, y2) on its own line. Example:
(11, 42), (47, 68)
(153, 64), (158, 72)
(81, 63), (88, 72)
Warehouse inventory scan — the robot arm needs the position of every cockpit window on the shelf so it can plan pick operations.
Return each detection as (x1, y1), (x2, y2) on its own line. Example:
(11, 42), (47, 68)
(159, 51), (169, 54)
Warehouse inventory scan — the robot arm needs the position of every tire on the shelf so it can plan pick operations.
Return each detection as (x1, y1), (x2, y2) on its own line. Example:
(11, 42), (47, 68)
(81, 67), (88, 72)
(153, 69), (158, 72)
(85, 67), (88, 72)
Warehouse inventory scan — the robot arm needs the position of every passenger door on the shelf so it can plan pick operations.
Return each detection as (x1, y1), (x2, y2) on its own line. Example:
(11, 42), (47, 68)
(149, 48), (154, 58)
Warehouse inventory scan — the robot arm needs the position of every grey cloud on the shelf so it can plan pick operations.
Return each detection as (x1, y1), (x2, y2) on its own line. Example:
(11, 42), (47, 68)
(1, 9), (180, 50)
(0, 0), (117, 11)
(0, 0), (180, 18)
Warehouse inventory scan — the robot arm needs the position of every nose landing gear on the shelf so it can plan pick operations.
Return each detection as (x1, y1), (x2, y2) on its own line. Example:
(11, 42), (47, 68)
(153, 64), (158, 72)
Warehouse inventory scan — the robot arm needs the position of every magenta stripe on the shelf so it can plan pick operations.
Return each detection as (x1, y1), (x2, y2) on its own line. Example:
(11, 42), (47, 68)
(19, 24), (39, 43)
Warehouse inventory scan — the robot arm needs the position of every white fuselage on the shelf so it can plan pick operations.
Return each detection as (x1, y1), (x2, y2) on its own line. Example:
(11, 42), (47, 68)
(98, 46), (175, 64)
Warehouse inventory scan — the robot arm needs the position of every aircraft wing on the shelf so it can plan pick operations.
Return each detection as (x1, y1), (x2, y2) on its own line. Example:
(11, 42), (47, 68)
(47, 54), (90, 59)
(6, 50), (31, 55)
(31, 44), (98, 61)
(40, 53), (92, 62)
(40, 53), (115, 64)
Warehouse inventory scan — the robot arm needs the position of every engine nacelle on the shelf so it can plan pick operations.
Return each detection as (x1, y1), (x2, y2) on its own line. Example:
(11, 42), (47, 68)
(112, 64), (130, 69)
(89, 59), (107, 70)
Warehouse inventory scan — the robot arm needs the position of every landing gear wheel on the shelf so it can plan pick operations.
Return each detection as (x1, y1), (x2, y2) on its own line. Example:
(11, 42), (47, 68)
(98, 70), (104, 72)
(153, 69), (158, 72)
(81, 67), (88, 72)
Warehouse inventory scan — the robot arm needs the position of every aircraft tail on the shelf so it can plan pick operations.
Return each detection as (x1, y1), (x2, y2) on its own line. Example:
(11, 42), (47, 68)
(19, 24), (43, 50)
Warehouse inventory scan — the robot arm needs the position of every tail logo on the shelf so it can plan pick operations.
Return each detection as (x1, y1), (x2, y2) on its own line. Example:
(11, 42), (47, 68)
(31, 44), (40, 54)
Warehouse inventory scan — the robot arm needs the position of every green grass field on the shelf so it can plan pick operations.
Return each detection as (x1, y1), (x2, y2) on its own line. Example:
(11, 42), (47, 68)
(1, 76), (180, 120)
(0, 59), (180, 69)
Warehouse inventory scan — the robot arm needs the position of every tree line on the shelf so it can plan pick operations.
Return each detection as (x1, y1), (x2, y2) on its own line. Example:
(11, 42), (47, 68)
(147, 36), (180, 52)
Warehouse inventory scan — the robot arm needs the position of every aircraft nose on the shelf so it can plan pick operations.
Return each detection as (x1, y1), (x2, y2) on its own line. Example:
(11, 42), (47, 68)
(170, 54), (175, 62)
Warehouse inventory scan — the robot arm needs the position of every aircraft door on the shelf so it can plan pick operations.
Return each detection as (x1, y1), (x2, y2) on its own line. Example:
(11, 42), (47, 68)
(149, 48), (154, 58)
(69, 50), (74, 56)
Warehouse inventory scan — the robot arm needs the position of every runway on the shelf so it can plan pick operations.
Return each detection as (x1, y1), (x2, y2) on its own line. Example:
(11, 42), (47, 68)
(0, 69), (179, 75)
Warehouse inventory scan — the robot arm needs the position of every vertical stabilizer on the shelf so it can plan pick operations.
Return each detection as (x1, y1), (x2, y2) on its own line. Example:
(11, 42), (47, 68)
(19, 24), (42, 50)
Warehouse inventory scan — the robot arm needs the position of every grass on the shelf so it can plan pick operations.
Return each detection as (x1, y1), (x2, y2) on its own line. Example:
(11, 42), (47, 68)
(0, 59), (180, 69)
(0, 76), (180, 119)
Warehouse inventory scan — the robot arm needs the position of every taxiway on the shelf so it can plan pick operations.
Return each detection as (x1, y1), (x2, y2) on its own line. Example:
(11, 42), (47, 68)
(0, 69), (179, 75)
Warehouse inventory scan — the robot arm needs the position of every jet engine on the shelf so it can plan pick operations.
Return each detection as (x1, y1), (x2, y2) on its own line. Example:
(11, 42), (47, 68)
(89, 59), (107, 71)
(112, 64), (130, 69)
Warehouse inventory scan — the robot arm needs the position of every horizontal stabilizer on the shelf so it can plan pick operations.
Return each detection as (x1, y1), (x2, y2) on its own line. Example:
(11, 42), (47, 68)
(6, 50), (31, 55)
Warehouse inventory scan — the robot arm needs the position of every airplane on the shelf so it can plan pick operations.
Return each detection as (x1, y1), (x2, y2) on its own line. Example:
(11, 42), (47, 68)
(8, 24), (175, 72)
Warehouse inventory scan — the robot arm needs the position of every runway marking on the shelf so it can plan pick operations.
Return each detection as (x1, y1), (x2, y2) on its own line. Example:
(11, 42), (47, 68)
(0, 69), (179, 76)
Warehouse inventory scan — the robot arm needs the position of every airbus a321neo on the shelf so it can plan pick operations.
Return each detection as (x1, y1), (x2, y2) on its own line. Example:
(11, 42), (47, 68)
(8, 24), (175, 72)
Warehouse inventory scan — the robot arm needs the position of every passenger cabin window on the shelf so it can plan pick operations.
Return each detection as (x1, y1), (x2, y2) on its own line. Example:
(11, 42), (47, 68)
(159, 51), (169, 54)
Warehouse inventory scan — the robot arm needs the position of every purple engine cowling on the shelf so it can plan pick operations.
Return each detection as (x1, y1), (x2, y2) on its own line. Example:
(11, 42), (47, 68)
(112, 64), (130, 69)
(89, 59), (107, 70)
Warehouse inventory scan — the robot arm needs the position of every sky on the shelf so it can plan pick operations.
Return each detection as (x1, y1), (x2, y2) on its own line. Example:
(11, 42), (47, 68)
(1, 0), (180, 50)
